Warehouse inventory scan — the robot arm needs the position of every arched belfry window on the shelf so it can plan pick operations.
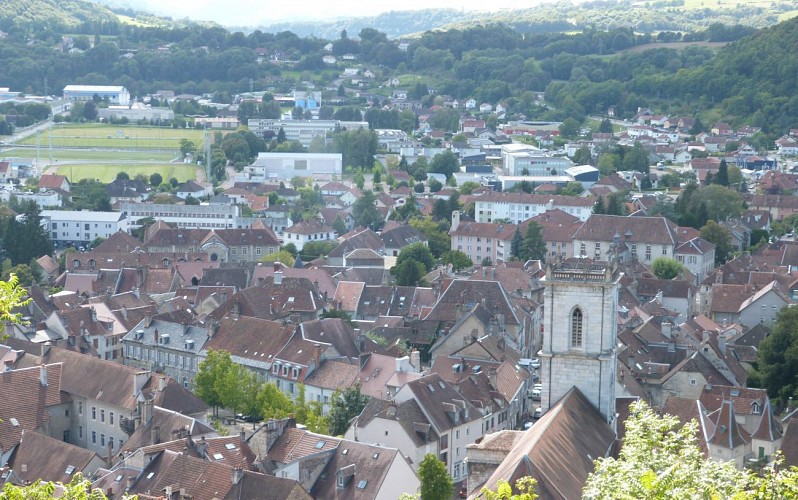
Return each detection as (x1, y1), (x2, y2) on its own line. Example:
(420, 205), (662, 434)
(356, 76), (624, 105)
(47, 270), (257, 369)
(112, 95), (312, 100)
(571, 308), (584, 348)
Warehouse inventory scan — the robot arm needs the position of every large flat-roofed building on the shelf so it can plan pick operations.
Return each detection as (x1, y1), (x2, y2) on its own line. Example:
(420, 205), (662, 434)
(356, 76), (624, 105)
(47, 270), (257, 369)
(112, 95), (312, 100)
(120, 202), (241, 229)
(248, 119), (368, 146)
(242, 152), (343, 181)
(63, 85), (130, 106)
(472, 191), (595, 223)
(40, 210), (129, 248)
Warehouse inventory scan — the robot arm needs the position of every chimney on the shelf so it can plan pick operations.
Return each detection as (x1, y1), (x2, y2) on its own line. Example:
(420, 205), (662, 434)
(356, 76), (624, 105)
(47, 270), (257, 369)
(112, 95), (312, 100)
(719, 331), (727, 352)
(239, 427), (246, 444)
(144, 314), (152, 328)
(662, 321), (672, 339)
(313, 344), (322, 368)
(274, 270), (283, 285)
(40, 364), (48, 386)
(273, 261), (281, 272)
(702, 330), (710, 343)
(154, 328), (159, 344)
(41, 341), (51, 357)
(231, 467), (244, 486)
(410, 349), (420, 371)
(158, 376), (166, 392)
(451, 210), (460, 231)
(90, 307), (97, 323)
(182, 322), (189, 335)
(126, 474), (135, 492)
(151, 426), (160, 444)
(120, 305), (128, 320)
(141, 399), (153, 424)
(3, 359), (12, 371)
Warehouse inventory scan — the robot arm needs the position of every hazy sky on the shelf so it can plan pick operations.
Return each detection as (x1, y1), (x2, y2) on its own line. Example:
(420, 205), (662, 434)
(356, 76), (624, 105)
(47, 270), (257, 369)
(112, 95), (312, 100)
(130, 0), (525, 27)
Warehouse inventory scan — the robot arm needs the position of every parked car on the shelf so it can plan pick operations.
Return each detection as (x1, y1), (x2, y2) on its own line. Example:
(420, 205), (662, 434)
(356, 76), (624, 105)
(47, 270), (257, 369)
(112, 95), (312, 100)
(530, 388), (541, 401)
(533, 407), (543, 419)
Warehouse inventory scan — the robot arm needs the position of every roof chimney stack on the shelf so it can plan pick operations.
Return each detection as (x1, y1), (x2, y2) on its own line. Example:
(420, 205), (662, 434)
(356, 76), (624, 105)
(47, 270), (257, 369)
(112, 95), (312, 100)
(40, 364), (48, 387)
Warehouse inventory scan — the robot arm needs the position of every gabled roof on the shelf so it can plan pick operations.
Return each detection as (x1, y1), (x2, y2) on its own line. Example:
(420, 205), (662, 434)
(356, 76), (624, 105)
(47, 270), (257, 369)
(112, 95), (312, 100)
(0, 363), (65, 452)
(703, 399), (750, 449)
(129, 449), (310, 500)
(202, 316), (294, 368)
(266, 427), (341, 464)
(401, 373), (482, 433)
(310, 439), (409, 499)
(8, 430), (97, 485)
(474, 387), (615, 499)
(356, 398), (439, 448)
(425, 280), (519, 326)
(572, 214), (679, 246)
(333, 281), (366, 313)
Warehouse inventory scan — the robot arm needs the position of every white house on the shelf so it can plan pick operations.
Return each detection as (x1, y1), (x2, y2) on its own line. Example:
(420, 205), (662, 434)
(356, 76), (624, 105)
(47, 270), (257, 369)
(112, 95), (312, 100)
(283, 219), (335, 250)
(40, 210), (129, 249)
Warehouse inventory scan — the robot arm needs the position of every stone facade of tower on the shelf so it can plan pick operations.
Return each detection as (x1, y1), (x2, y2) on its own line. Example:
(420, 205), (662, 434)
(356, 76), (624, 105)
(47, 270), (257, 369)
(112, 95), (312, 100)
(539, 259), (620, 430)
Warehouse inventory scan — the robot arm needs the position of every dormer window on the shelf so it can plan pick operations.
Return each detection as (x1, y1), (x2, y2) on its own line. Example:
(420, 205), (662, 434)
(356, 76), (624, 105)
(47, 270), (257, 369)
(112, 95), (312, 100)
(752, 402), (762, 415)
(292, 367), (300, 379)
(282, 365), (289, 376)
(272, 363), (280, 373)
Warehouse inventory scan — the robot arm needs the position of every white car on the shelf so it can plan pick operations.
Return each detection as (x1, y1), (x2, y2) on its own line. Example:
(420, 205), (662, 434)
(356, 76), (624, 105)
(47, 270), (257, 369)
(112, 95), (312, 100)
(533, 407), (543, 419)
(529, 358), (540, 369)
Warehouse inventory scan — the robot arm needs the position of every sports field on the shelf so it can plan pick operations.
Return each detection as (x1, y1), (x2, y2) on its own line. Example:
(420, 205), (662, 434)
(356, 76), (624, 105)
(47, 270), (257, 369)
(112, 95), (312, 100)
(1, 147), (176, 162)
(17, 123), (204, 150)
(54, 163), (198, 184)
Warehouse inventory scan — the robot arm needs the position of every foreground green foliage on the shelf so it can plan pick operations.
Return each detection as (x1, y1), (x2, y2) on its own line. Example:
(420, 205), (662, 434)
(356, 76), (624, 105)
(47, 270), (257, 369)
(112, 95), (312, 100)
(584, 400), (798, 499)
(0, 472), (135, 499)
(418, 453), (453, 500)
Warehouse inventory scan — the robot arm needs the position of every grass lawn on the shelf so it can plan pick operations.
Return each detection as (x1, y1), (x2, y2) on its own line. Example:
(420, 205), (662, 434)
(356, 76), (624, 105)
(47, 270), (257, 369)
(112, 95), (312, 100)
(18, 124), (204, 150)
(55, 163), (198, 183)
(1, 148), (175, 162)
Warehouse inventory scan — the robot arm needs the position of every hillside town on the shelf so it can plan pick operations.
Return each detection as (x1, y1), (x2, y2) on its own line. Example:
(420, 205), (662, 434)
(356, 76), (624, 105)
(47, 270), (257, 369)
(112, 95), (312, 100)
(6, 61), (798, 499)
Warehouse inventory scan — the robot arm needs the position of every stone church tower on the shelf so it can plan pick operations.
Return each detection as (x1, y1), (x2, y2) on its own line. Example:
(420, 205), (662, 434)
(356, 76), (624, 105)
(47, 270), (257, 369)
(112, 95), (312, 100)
(539, 258), (620, 430)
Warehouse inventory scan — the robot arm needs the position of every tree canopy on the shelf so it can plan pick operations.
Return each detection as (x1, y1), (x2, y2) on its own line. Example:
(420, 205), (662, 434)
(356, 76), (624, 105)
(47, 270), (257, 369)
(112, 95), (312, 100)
(418, 453), (453, 500)
(327, 385), (369, 436)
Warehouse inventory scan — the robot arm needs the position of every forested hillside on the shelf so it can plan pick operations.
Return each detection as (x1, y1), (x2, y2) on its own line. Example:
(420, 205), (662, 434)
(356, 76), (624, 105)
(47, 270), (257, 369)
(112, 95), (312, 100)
(0, 0), (119, 31)
(3, 0), (798, 138)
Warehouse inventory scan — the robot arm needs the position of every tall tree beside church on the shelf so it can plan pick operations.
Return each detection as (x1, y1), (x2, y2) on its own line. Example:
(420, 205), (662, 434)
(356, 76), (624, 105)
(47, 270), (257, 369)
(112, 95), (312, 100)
(523, 221), (546, 262)
(511, 227), (525, 259)
(716, 159), (729, 186)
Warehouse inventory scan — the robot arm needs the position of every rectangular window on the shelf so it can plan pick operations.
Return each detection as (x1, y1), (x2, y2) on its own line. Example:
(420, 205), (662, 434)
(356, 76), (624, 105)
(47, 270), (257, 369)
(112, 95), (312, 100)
(92, 407), (96, 420)
(110, 412), (114, 425)
(100, 409), (105, 423)
(571, 309), (583, 347)
(92, 431), (96, 444)
(100, 434), (105, 447)
(79, 426), (83, 439)
(79, 402), (83, 415)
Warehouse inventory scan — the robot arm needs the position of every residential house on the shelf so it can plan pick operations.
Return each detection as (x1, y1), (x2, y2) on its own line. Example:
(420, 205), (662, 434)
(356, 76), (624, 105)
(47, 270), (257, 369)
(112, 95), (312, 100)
(392, 374), (484, 482)
(572, 214), (680, 262)
(175, 180), (214, 200)
(283, 220), (334, 251)
(471, 192), (595, 223)
(449, 211), (516, 265)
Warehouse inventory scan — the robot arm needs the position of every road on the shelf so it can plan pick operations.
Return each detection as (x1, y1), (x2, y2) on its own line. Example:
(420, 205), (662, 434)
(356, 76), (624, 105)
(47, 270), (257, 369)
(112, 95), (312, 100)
(2, 117), (54, 145)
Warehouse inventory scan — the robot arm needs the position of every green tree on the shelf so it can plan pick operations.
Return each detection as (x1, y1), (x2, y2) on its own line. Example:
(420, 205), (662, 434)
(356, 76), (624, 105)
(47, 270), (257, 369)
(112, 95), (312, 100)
(523, 221), (546, 262)
(481, 477), (538, 500)
(441, 250), (472, 271)
(584, 400), (756, 499)
(258, 381), (295, 420)
(700, 220), (733, 264)
(651, 257), (685, 280)
(149, 172), (163, 187)
(352, 190), (384, 230)
(689, 185), (743, 223)
(559, 117), (581, 138)
(396, 242), (435, 272)
(418, 453), (453, 500)
(300, 241), (337, 261)
(429, 150), (459, 179)
(716, 159), (729, 187)
(598, 118), (613, 134)
(328, 385), (369, 436)
(193, 349), (234, 416)
(391, 258), (426, 286)
(593, 195), (606, 214)
(0, 274), (31, 338)
(429, 179), (443, 193)
(354, 171), (365, 190)
(116, 171), (130, 181)
(573, 146), (593, 165)
(511, 227), (525, 259)
(409, 217), (451, 258)
(0, 472), (133, 499)
(459, 181), (480, 195)
(258, 250), (295, 267)
(321, 309), (355, 326)
(758, 306), (798, 402)
(179, 138), (196, 159)
(332, 215), (347, 236)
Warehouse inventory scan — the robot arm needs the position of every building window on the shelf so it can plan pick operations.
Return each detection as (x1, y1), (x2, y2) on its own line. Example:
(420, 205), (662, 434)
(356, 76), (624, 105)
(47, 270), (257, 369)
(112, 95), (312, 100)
(571, 308), (584, 348)
(645, 245), (652, 261)
(78, 402), (83, 415)
(92, 431), (96, 444)
(79, 426), (83, 439)
(100, 409), (105, 423)
(109, 437), (114, 450)
(100, 434), (105, 447)
(92, 407), (96, 420)
(110, 412), (114, 425)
